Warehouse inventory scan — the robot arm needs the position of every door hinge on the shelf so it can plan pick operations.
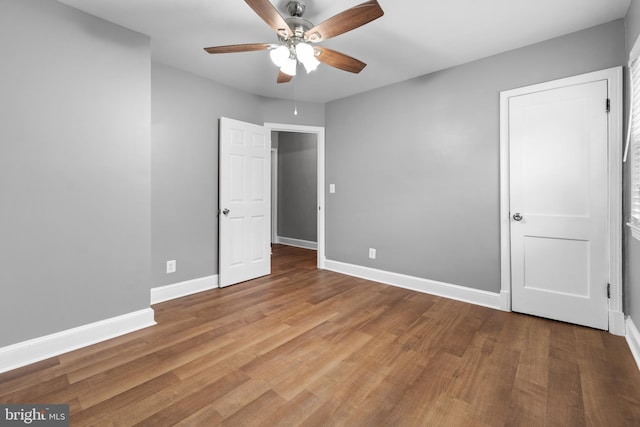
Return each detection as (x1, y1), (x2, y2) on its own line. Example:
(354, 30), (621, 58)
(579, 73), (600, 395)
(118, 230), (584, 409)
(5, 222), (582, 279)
(606, 98), (611, 113)
(607, 283), (611, 299)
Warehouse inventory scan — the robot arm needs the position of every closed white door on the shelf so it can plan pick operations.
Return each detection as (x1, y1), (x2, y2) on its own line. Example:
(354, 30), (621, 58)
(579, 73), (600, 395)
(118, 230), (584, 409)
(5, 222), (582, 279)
(219, 117), (271, 287)
(509, 80), (609, 330)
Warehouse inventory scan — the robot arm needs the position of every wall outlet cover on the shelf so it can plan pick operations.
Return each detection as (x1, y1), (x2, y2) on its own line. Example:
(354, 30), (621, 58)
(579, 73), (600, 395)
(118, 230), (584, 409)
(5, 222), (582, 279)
(166, 260), (176, 274)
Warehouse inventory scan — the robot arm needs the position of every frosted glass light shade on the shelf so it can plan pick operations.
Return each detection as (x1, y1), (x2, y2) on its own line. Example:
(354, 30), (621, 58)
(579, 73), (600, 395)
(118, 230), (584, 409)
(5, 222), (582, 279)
(295, 42), (320, 73)
(270, 45), (290, 67)
(280, 57), (297, 76)
(302, 56), (320, 73)
(295, 42), (314, 62)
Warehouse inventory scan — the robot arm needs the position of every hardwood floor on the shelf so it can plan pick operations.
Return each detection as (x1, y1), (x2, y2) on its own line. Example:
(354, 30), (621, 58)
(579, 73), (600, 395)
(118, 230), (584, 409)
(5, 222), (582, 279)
(2, 244), (640, 425)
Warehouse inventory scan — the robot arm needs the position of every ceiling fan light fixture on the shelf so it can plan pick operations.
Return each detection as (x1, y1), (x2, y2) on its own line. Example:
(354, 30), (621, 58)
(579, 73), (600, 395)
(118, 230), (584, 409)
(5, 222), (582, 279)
(269, 45), (290, 67)
(205, 0), (384, 84)
(280, 57), (297, 76)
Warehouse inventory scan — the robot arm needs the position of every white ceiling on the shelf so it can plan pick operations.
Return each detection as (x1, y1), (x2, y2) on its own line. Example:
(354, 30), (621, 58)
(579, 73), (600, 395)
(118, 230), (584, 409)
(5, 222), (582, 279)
(58, 0), (630, 103)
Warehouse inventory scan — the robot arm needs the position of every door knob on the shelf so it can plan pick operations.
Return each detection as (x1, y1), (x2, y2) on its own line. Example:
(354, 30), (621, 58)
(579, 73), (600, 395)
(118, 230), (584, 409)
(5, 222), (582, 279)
(222, 208), (230, 216)
(512, 212), (523, 221)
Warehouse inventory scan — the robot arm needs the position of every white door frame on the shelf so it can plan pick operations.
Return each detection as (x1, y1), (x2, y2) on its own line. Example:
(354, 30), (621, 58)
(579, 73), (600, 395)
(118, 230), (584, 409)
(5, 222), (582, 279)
(499, 66), (623, 335)
(270, 147), (278, 244)
(265, 123), (326, 269)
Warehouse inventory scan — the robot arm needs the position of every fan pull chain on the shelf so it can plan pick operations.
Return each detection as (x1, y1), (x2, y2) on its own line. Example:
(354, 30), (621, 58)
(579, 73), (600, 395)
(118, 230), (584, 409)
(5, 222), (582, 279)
(294, 77), (298, 116)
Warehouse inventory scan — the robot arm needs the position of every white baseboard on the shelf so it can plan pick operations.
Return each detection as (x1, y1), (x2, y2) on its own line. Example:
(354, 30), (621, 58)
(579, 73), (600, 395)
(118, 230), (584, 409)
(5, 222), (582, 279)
(275, 236), (317, 250)
(609, 310), (626, 336)
(500, 290), (511, 311)
(0, 308), (156, 374)
(150, 275), (219, 305)
(324, 260), (501, 310)
(626, 316), (640, 371)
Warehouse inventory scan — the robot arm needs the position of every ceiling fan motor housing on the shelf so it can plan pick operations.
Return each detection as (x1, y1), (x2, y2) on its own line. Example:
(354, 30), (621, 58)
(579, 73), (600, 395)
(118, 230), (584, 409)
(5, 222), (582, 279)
(282, 1), (312, 39)
(284, 17), (313, 39)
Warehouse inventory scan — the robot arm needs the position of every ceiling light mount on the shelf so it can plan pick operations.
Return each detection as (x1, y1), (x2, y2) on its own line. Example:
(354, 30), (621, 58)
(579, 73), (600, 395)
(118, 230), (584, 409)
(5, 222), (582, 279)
(286, 1), (306, 18)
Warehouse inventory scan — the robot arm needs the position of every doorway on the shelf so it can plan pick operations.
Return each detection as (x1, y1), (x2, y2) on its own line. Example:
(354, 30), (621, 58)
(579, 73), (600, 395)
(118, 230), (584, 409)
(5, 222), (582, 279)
(266, 123), (326, 269)
(499, 67), (623, 333)
(219, 120), (325, 288)
(271, 131), (318, 250)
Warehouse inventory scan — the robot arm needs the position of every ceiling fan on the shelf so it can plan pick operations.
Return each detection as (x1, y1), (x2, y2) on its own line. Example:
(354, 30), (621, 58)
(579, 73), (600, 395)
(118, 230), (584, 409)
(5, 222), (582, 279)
(204, 0), (384, 83)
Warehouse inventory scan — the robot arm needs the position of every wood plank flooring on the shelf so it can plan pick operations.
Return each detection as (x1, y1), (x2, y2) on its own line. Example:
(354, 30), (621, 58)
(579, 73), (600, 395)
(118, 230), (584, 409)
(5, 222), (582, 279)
(2, 244), (640, 425)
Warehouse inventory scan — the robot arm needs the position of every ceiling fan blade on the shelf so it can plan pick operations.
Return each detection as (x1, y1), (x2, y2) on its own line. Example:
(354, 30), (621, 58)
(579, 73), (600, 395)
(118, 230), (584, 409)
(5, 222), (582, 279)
(305, 0), (384, 43)
(245, 0), (293, 38)
(277, 70), (293, 84)
(204, 43), (272, 54)
(315, 47), (367, 74)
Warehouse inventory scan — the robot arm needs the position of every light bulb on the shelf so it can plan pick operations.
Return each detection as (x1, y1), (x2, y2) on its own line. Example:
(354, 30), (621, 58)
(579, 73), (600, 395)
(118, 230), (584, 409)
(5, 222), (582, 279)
(280, 57), (297, 76)
(270, 45), (290, 67)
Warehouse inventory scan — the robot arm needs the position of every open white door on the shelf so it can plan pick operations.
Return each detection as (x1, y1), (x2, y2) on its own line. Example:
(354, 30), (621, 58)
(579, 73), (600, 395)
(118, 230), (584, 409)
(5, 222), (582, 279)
(219, 117), (271, 287)
(508, 79), (609, 330)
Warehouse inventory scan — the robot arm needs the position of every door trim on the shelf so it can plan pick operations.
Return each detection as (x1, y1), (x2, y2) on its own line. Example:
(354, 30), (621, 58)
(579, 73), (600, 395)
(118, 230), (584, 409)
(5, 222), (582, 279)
(264, 123), (326, 269)
(499, 66), (623, 334)
(270, 147), (278, 244)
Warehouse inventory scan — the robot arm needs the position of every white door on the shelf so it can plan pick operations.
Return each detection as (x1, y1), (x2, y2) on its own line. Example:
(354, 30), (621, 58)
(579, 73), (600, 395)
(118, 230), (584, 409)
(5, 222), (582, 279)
(219, 117), (271, 287)
(509, 80), (609, 330)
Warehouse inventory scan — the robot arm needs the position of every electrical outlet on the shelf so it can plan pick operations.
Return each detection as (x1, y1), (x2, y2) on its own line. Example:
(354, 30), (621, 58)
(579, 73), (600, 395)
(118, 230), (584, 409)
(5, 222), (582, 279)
(369, 248), (376, 259)
(166, 260), (176, 274)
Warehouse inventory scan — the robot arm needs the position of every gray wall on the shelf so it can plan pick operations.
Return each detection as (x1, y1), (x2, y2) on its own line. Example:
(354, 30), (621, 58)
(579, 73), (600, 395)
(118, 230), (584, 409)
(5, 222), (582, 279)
(3, 0), (631, 351)
(151, 62), (325, 287)
(325, 20), (625, 293)
(261, 98), (325, 127)
(625, 1), (640, 320)
(0, 0), (151, 346)
(151, 63), (263, 287)
(276, 132), (318, 243)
